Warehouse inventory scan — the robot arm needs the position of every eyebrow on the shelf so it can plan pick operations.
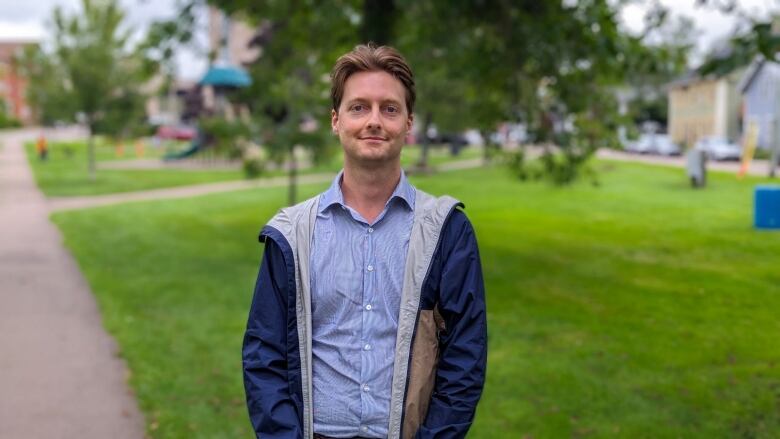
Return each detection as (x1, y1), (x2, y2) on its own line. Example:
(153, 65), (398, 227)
(344, 98), (403, 106)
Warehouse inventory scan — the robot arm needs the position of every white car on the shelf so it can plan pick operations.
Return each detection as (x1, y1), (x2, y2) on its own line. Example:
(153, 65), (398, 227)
(654, 135), (681, 156)
(625, 134), (655, 154)
(625, 134), (680, 155)
(694, 136), (742, 161)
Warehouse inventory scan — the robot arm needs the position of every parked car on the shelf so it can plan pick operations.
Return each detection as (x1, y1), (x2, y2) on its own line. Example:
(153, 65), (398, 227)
(625, 133), (681, 156)
(490, 123), (529, 146)
(694, 136), (742, 161)
(654, 135), (681, 156)
(624, 134), (655, 154)
(156, 125), (197, 141)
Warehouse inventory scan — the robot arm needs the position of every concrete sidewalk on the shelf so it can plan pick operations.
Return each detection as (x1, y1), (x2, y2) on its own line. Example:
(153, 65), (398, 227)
(48, 157), (486, 213)
(0, 129), (144, 438)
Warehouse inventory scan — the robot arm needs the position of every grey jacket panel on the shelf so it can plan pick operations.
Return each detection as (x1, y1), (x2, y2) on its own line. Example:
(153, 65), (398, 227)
(266, 190), (460, 439)
(267, 195), (320, 439)
(387, 191), (461, 439)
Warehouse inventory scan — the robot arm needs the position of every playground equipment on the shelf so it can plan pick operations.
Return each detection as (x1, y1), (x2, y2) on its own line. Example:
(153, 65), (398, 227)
(163, 130), (206, 161)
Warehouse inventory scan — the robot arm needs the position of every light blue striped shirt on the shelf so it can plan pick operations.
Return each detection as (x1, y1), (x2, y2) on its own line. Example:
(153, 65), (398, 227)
(310, 170), (415, 438)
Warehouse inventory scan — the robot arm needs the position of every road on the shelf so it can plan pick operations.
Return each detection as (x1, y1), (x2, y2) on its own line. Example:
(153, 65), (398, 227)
(596, 148), (776, 177)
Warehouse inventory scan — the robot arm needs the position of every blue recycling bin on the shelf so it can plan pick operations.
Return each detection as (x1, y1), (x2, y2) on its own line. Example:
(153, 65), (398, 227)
(754, 185), (780, 229)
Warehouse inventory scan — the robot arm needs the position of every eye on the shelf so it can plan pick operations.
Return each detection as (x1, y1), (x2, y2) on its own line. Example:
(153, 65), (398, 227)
(384, 105), (399, 114)
(350, 104), (366, 113)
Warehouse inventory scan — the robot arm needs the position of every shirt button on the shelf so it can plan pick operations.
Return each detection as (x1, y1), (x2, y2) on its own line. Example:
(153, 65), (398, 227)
(364, 343), (372, 351)
(368, 227), (374, 233)
(362, 384), (370, 392)
(365, 304), (372, 311)
(367, 265), (374, 272)
(361, 426), (369, 432)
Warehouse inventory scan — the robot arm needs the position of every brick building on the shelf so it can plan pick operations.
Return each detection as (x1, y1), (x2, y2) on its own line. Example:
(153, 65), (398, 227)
(0, 40), (38, 125)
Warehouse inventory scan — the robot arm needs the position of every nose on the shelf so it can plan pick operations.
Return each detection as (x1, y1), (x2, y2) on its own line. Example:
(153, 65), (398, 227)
(366, 106), (381, 130)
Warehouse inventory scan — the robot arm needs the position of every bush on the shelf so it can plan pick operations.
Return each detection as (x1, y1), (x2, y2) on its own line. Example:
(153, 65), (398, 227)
(199, 117), (250, 159)
(242, 144), (266, 178)
(0, 111), (22, 128)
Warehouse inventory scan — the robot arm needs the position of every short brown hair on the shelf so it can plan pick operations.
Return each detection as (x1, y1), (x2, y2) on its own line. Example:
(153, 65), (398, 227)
(330, 43), (416, 114)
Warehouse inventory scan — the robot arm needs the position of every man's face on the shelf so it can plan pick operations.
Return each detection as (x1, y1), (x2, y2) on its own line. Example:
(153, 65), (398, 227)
(332, 70), (413, 168)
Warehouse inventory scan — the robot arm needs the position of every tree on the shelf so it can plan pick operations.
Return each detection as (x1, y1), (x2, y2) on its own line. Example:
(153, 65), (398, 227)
(22, 0), (150, 180)
(394, 0), (693, 183)
(165, 0), (690, 189)
(206, 1), (359, 204)
(695, 0), (780, 76)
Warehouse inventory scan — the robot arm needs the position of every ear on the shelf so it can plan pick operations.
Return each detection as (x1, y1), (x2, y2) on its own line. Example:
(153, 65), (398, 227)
(331, 109), (339, 134)
(406, 112), (414, 133)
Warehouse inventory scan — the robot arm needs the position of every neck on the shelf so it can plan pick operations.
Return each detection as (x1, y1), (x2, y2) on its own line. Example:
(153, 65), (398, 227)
(341, 160), (402, 224)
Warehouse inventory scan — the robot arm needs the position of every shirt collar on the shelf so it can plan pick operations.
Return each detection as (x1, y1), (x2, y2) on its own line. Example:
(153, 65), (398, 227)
(319, 169), (416, 214)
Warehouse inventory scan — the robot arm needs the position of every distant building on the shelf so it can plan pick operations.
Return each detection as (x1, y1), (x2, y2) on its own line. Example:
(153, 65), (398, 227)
(738, 57), (780, 150)
(667, 69), (743, 147)
(0, 40), (38, 125)
(145, 6), (256, 126)
(144, 77), (199, 125)
(200, 6), (254, 118)
(207, 6), (260, 68)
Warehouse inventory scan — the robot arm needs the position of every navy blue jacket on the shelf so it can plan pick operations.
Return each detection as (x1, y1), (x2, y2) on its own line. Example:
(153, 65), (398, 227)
(243, 192), (487, 439)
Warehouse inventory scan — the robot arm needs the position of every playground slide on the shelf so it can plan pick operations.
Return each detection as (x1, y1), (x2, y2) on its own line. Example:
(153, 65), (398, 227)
(163, 136), (203, 161)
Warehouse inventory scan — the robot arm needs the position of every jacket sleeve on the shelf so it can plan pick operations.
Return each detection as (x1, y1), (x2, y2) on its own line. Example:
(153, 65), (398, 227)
(418, 210), (488, 438)
(243, 237), (303, 438)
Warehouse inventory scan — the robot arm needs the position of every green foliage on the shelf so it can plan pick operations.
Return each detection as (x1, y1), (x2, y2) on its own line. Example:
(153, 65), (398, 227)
(158, 1), (692, 187)
(395, 0), (690, 181)
(0, 101), (22, 128)
(52, 162), (780, 437)
(136, 1), (199, 82)
(205, 0), (359, 203)
(696, 2), (780, 76)
(17, 46), (76, 124)
(199, 117), (250, 158)
(47, 0), (148, 132)
(19, 0), (153, 178)
(241, 144), (266, 178)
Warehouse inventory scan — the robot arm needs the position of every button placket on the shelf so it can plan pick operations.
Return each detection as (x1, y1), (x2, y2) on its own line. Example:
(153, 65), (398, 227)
(359, 220), (376, 425)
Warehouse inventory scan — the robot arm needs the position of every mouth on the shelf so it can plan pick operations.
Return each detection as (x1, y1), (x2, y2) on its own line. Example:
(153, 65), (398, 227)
(360, 136), (387, 141)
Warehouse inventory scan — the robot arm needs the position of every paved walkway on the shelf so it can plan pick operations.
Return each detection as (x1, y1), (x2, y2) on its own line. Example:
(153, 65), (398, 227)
(49, 158), (486, 213)
(0, 129), (144, 438)
(55, 147), (775, 214)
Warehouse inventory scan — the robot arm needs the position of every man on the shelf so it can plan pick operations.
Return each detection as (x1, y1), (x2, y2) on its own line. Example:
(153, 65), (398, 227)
(243, 44), (487, 439)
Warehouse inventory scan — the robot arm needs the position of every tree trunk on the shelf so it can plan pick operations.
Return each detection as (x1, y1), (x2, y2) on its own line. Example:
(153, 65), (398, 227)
(480, 129), (493, 165)
(416, 112), (433, 171)
(361, 0), (397, 45)
(287, 144), (297, 206)
(87, 124), (96, 181)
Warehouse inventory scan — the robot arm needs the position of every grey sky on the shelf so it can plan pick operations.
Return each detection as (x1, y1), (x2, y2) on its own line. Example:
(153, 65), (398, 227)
(1, 0), (779, 79)
(621, 0), (779, 59)
(0, 0), (208, 80)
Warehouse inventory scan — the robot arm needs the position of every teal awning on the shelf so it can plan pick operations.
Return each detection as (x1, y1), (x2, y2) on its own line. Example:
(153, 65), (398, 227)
(199, 65), (251, 88)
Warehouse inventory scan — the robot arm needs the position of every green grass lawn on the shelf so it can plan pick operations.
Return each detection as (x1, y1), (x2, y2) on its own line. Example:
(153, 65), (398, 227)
(27, 139), (480, 197)
(51, 161), (780, 438)
(25, 140), (246, 197)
